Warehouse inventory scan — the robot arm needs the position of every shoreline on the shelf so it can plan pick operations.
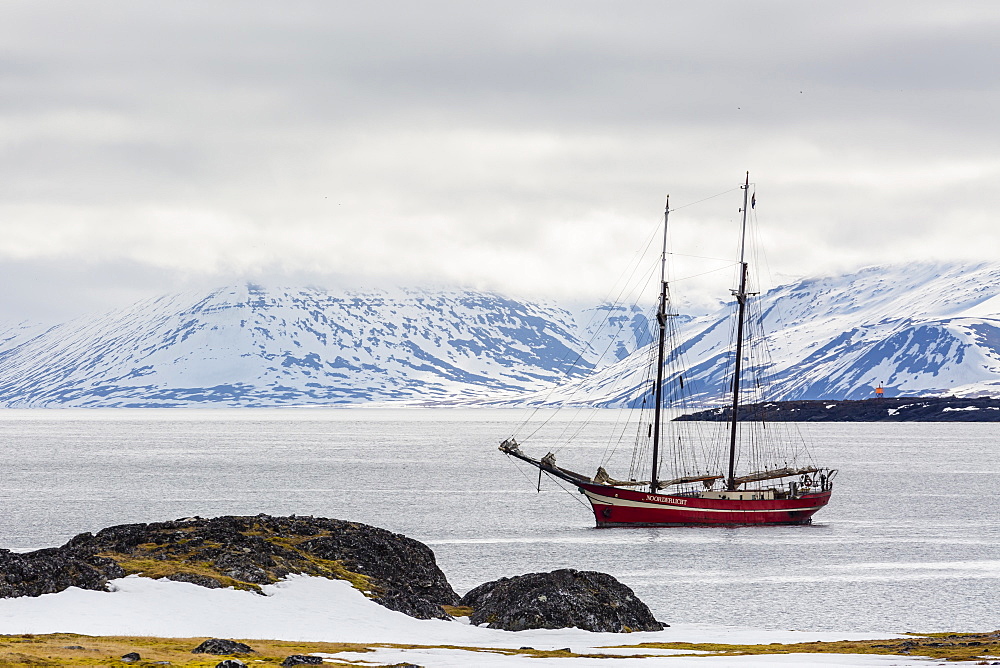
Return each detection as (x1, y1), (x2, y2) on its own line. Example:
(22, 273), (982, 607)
(675, 396), (1000, 421)
(1, 576), (996, 666)
(1, 630), (996, 666)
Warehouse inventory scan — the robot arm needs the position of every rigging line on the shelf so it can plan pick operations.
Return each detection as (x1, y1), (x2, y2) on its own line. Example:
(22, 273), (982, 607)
(669, 262), (741, 284)
(604, 324), (658, 468)
(601, 304), (659, 466)
(605, 405), (642, 471)
(595, 221), (663, 315)
(512, 334), (614, 443)
(570, 272), (654, 375)
(545, 472), (593, 510)
(574, 259), (661, 381)
(507, 454), (590, 511)
(627, 341), (659, 479)
(563, 329), (652, 452)
(628, 346), (658, 480)
(667, 186), (742, 213)
(512, 236), (662, 441)
(667, 251), (738, 263)
(504, 254), (661, 441)
(557, 404), (602, 452)
(603, 326), (656, 459)
(503, 259), (653, 437)
(718, 292), (739, 468)
(745, 203), (816, 465)
(566, 247), (662, 380)
(515, 190), (743, 453)
(514, 308), (647, 440)
(569, 213), (663, 349)
(505, 453), (543, 490)
(663, 293), (715, 475)
(600, 393), (639, 466)
(521, 258), (661, 446)
(666, 310), (704, 477)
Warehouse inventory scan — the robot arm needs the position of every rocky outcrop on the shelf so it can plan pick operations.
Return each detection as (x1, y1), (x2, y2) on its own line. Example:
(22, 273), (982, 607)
(0, 515), (458, 620)
(0, 547), (124, 597)
(192, 639), (254, 655)
(675, 396), (1000, 422)
(0, 516), (665, 632)
(281, 656), (323, 666)
(458, 569), (665, 632)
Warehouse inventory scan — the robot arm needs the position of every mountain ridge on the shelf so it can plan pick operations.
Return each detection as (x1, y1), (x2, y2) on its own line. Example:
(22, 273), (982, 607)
(3, 262), (1000, 407)
(0, 284), (649, 407)
(516, 260), (1000, 407)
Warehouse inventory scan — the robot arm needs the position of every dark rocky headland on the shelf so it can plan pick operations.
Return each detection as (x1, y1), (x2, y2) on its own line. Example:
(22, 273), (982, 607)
(0, 514), (662, 632)
(675, 396), (1000, 422)
(0, 514), (458, 619)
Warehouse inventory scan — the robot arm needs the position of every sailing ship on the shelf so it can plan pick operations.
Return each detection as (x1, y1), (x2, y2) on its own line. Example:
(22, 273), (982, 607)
(500, 173), (836, 527)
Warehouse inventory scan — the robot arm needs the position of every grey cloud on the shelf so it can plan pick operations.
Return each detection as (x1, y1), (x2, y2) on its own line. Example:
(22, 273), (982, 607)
(2, 1), (1000, 319)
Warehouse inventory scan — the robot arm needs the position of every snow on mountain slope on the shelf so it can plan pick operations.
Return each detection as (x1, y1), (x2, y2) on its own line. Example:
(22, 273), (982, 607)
(0, 285), (643, 407)
(533, 261), (1000, 407)
(572, 302), (655, 363)
(5, 262), (1000, 408)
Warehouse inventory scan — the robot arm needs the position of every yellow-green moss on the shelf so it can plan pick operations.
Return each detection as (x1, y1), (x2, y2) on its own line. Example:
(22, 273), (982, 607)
(0, 633), (996, 665)
(91, 521), (419, 612)
(293, 555), (377, 595)
(440, 605), (474, 617)
(0, 634), (373, 666)
(100, 540), (377, 598)
(262, 534), (379, 595)
(101, 555), (262, 593)
(607, 632), (1000, 662)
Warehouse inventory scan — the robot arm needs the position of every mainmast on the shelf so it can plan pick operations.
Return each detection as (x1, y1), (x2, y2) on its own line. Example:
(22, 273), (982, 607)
(650, 196), (669, 494)
(727, 173), (751, 491)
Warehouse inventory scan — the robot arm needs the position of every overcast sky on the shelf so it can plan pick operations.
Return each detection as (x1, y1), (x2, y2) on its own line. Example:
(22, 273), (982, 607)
(2, 1), (1000, 321)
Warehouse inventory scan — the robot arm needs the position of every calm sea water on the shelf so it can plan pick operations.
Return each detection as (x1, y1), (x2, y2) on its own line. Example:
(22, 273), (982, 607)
(0, 408), (996, 634)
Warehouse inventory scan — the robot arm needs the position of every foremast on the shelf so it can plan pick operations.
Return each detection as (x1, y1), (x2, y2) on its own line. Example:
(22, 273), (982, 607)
(726, 172), (752, 491)
(649, 197), (670, 494)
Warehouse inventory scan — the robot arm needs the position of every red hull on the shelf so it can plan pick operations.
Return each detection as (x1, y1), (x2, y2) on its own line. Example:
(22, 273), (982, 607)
(578, 481), (831, 527)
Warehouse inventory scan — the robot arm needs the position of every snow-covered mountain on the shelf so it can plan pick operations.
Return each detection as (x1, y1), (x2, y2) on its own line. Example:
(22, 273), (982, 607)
(0, 285), (650, 407)
(537, 261), (1000, 407)
(5, 262), (1000, 408)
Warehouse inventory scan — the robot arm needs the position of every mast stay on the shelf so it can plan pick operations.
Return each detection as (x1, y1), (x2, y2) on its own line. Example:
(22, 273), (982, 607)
(649, 196), (670, 494)
(726, 172), (751, 491)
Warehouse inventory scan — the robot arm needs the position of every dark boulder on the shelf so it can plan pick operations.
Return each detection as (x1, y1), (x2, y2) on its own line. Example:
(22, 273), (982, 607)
(459, 569), (665, 633)
(191, 638), (254, 655)
(215, 661), (246, 668)
(121, 652), (141, 663)
(281, 655), (323, 666)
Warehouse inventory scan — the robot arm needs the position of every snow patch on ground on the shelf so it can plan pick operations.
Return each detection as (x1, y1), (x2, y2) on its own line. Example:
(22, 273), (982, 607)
(0, 575), (946, 666)
(329, 646), (961, 667)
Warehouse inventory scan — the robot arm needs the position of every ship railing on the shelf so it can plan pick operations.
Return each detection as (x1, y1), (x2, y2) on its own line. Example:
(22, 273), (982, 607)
(643, 468), (837, 495)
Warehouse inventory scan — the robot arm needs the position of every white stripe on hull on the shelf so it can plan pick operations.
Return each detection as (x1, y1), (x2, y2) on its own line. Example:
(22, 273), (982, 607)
(582, 489), (827, 514)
